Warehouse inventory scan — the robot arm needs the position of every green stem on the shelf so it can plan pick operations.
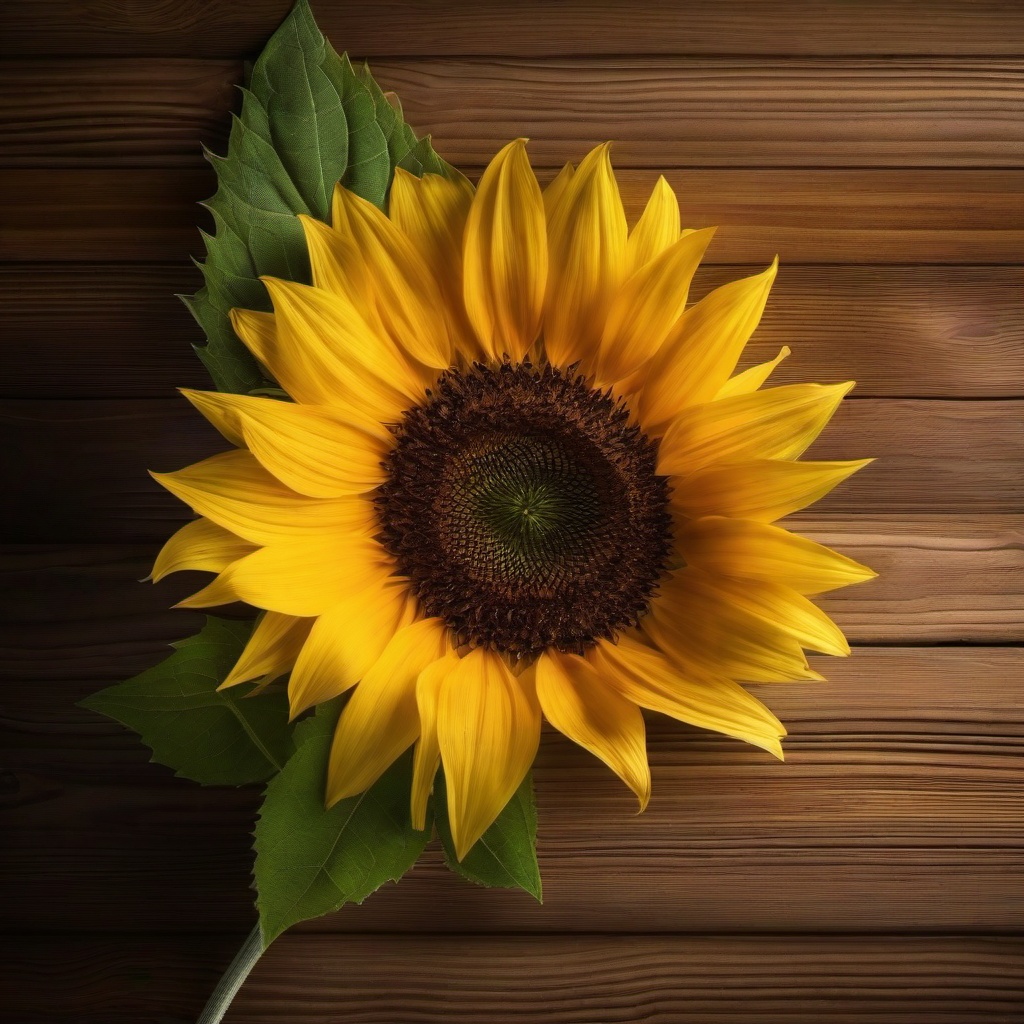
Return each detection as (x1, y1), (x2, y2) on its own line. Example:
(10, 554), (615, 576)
(197, 924), (265, 1024)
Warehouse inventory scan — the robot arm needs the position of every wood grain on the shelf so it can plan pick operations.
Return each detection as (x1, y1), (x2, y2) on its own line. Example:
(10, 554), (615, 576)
(6, 168), (1022, 264)
(5, 58), (1024, 169)
(3, 1), (1023, 1017)
(2, 522), (1020, 710)
(4, 637), (1023, 934)
(2, 933), (1022, 1024)
(6, 0), (1024, 58)
(0, 59), (235, 168)
(3, 398), (1020, 543)
(4, 263), (1023, 399)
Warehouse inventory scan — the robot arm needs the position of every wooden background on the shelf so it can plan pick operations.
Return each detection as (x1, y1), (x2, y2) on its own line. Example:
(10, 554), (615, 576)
(2, 2), (1023, 1020)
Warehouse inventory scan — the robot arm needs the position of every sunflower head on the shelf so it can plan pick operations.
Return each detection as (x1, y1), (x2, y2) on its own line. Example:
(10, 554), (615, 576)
(153, 139), (874, 859)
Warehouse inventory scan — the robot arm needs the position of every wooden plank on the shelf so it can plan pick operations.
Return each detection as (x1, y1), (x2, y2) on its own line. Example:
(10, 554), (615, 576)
(381, 57), (1024, 169)
(1, 398), (1020, 543)
(2, 934), (1022, 1024)
(0, 59), (235, 168)
(5, 0), (1024, 58)
(5, 58), (1024, 170)
(5, 263), (1024, 399)
(3, 642), (1023, 934)
(4, 168), (1024, 264)
(3, 520), (1022, 704)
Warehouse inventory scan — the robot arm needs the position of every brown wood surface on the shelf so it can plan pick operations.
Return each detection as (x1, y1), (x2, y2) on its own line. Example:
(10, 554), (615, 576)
(5, 1), (1024, 58)
(3, 1), (1022, 1021)
(2, 548), (1023, 934)
(6, 167), (1024, 264)
(3, 399), (1022, 543)
(6, 57), (1024, 169)
(4, 264), (1024, 399)
(3, 935), (1023, 1024)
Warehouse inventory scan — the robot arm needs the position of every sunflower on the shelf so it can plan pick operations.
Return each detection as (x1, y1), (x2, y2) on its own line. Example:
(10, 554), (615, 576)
(152, 140), (874, 859)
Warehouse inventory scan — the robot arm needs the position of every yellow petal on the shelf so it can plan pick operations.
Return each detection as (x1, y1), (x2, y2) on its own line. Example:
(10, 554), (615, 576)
(410, 651), (461, 830)
(182, 390), (389, 499)
(389, 168), (478, 360)
(647, 603), (820, 685)
(437, 648), (541, 860)
(589, 635), (786, 759)
(715, 346), (791, 400)
(626, 175), (681, 275)
(670, 457), (872, 523)
(535, 649), (650, 809)
(307, 193), (452, 369)
(287, 576), (415, 716)
(598, 227), (716, 384)
(178, 533), (394, 618)
(676, 516), (877, 595)
(658, 381), (854, 476)
(648, 574), (817, 684)
(151, 449), (377, 546)
(542, 162), (575, 222)
(390, 168), (474, 273)
(544, 142), (627, 369)
(326, 617), (450, 806)
(649, 566), (822, 683)
(462, 139), (547, 363)
(638, 259), (778, 433)
(229, 308), (277, 380)
(151, 517), (255, 583)
(220, 612), (314, 689)
(249, 277), (422, 419)
(689, 570), (850, 657)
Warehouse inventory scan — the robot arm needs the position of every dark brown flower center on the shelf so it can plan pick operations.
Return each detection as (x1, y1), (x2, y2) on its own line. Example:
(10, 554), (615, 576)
(375, 362), (672, 659)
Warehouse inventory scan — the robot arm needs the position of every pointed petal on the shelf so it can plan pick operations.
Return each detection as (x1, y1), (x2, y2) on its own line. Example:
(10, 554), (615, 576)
(648, 569), (819, 684)
(287, 578), (415, 717)
(229, 308), (277, 380)
(410, 651), (461, 830)
(308, 192), (452, 370)
(220, 612), (314, 689)
(151, 517), (255, 583)
(542, 162), (575, 222)
(151, 449), (377, 545)
(670, 457), (871, 523)
(647, 603), (820, 685)
(544, 143), (627, 369)
(437, 649), (541, 860)
(649, 566), (822, 683)
(535, 650), (650, 809)
(178, 533), (394, 618)
(182, 390), (389, 499)
(693, 571), (850, 657)
(676, 516), (877, 595)
(247, 277), (423, 419)
(328, 186), (453, 368)
(390, 168), (478, 360)
(325, 617), (449, 805)
(638, 259), (778, 432)
(389, 168), (474, 275)
(658, 381), (855, 476)
(598, 226), (716, 384)
(462, 139), (547, 362)
(715, 346), (791, 400)
(626, 175), (681, 274)
(589, 635), (786, 759)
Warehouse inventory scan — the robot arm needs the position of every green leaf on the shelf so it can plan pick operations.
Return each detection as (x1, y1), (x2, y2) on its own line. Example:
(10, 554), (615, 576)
(186, 0), (459, 396)
(435, 771), (542, 901)
(254, 701), (432, 945)
(334, 52), (391, 210)
(183, 291), (267, 395)
(79, 617), (294, 786)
